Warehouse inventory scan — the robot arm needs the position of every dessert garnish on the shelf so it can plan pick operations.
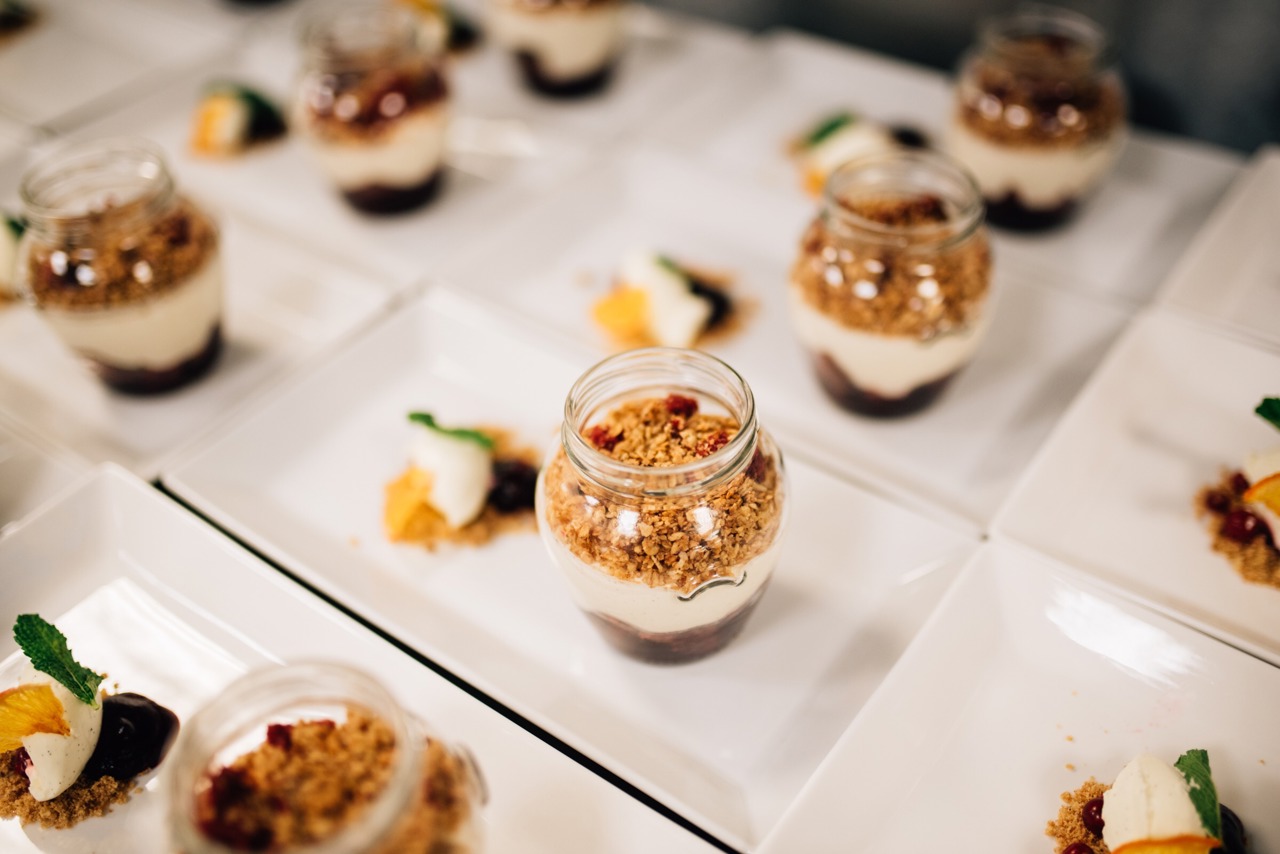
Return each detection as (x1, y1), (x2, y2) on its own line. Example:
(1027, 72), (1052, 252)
(189, 82), (287, 158)
(0, 0), (36, 40)
(399, 0), (481, 53)
(385, 412), (539, 549)
(791, 111), (899, 195)
(1197, 397), (1280, 588)
(0, 212), (26, 303)
(592, 250), (738, 349)
(1046, 749), (1248, 853)
(0, 614), (179, 827)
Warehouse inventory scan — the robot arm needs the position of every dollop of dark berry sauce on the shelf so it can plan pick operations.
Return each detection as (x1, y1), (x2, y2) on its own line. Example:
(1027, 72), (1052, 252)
(487, 459), (539, 513)
(1216, 804), (1248, 854)
(686, 277), (733, 330)
(889, 125), (930, 149)
(81, 693), (179, 782)
(1081, 797), (1105, 835)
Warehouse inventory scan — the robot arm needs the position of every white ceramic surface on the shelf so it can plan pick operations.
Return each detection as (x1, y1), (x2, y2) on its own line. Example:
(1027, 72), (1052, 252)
(164, 286), (979, 849)
(0, 213), (391, 478)
(442, 146), (1136, 528)
(994, 309), (1280, 666)
(758, 541), (1280, 854)
(0, 465), (724, 854)
(1158, 145), (1280, 350)
(0, 413), (86, 532)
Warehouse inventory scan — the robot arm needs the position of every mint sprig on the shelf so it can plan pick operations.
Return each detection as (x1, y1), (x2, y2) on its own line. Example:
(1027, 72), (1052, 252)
(802, 112), (856, 149)
(3, 213), (25, 241)
(13, 615), (104, 708)
(655, 255), (691, 283)
(1256, 398), (1280, 432)
(408, 412), (494, 450)
(1175, 749), (1222, 841)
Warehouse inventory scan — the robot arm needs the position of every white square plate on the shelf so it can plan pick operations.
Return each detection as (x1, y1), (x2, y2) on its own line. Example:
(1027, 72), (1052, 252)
(654, 29), (1242, 305)
(0, 413), (86, 532)
(443, 146), (1135, 528)
(994, 309), (1280, 665)
(0, 214), (392, 478)
(0, 465), (723, 854)
(1158, 145), (1280, 350)
(164, 286), (979, 849)
(758, 541), (1280, 854)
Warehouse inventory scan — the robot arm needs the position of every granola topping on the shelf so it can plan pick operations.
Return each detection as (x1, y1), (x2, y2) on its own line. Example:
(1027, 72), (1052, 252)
(1045, 778), (1110, 854)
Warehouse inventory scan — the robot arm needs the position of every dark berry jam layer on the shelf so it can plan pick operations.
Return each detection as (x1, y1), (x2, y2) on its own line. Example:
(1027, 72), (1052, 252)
(813, 353), (959, 418)
(93, 323), (222, 395)
(487, 459), (539, 514)
(514, 52), (615, 99)
(82, 693), (180, 782)
(983, 191), (1079, 231)
(341, 169), (445, 215)
(586, 581), (769, 665)
(687, 275), (733, 331)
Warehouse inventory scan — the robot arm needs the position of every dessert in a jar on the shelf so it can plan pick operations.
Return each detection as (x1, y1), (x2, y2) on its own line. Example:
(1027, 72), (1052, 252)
(488, 0), (627, 98)
(536, 348), (788, 664)
(296, 0), (451, 215)
(17, 139), (224, 395)
(788, 150), (993, 418)
(947, 7), (1127, 231)
(167, 662), (486, 853)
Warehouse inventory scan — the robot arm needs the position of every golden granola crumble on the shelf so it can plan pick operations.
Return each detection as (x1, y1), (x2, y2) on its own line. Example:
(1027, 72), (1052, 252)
(1197, 470), (1280, 588)
(0, 755), (138, 828)
(25, 196), (218, 310)
(543, 396), (784, 595)
(195, 709), (474, 852)
(1045, 778), (1110, 853)
(790, 194), (991, 339)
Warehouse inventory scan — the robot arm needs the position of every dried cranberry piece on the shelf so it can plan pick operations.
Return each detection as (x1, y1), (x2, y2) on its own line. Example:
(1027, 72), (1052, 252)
(1221, 509), (1271, 544)
(266, 723), (293, 751)
(587, 424), (621, 451)
(487, 459), (538, 514)
(695, 431), (730, 457)
(1230, 472), (1251, 496)
(1062, 844), (1095, 854)
(746, 448), (770, 483)
(665, 394), (698, 418)
(208, 766), (255, 811)
(7, 747), (30, 778)
(1203, 489), (1233, 514)
(1082, 797), (1105, 835)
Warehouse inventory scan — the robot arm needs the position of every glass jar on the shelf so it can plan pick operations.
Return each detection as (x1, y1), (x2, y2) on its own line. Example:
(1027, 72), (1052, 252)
(17, 138), (224, 395)
(488, 0), (627, 98)
(296, 0), (451, 215)
(947, 6), (1127, 230)
(536, 348), (788, 664)
(788, 150), (993, 418)
(167, 662), (486, 854)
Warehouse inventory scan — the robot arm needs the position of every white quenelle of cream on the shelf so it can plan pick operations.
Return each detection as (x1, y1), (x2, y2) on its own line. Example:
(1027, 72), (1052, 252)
(17, 665), (103, 802)
(1101, 754), (1214, 851)
(409, 423), (493, 529)
(618, 250), (711, 349)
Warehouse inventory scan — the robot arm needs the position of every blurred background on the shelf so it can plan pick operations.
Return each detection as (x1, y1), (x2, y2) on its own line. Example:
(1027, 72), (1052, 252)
(647, 0), (1280, 153)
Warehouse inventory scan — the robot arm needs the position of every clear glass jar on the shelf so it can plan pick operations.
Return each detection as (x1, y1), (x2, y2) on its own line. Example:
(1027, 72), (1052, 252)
(536, 348), (788, 664)
(487, 0), (628, 98)
(947, 6), (1127, 230)
(17, 138), (224, 395)
(788, 150), (993, 418)
(167, 662), (486, 854)
(296, 0), (451, 215)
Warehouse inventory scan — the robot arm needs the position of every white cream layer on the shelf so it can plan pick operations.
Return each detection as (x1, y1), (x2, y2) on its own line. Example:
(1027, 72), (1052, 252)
(39, 256), (223, 370)
(1244, 447), (1280, 533)
(18, 664), (103, 803)
(1102, 754), (1212, 851)
(489, 1), (626, 81)
(788, 287), (990, 398)
(946, 121), (1125, 208)
(541, 530), (782, 635)
(304, 105), (449, 190)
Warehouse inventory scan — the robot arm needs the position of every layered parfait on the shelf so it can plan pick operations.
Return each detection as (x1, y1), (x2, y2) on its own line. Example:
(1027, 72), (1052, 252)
(489, 0), (627, 98)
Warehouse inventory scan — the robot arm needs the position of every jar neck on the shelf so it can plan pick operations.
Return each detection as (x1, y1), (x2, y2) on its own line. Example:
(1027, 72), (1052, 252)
(820, 151), (984, 252)
(562, 348), (759, 498)
(168, 662), (423, 854)
(20, 138), (176, 242)
(978, 7), (1111, 77)
(301, 0), (430, 72)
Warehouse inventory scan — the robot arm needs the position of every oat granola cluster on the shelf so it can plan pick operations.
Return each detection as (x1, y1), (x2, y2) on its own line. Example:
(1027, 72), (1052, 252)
(0, 757), (137, 829)
(1197, 470), (1280, 588)
(302, 61), (447, 142)
(790, 194), (992, 339)
(196, 709), (474, 853)
(543, 395), (783, 595)
(1045, 779), (1111, 854)
(25, 196), (218, 309)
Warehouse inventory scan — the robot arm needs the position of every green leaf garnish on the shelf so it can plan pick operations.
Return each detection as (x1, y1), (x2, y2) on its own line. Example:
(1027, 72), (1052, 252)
(408, 412), (495, 449)
(654, 254), (691, 282)
(205, 81), (287, 140)
(1174, 749), (1222, 841)
(1256, 398), (1280, 432)
(3, 213), (25, 241)
(12, 615), (104, 709)
(802, 112), (857, 149)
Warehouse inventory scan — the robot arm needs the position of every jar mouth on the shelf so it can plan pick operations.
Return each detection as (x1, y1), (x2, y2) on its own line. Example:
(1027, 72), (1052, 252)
(20, 136), (174, 233)
(979, 5), (1110, 71)
(562, 347), (759, 497)
(822, 150), (985, 249)
(300, 0), (429, 69)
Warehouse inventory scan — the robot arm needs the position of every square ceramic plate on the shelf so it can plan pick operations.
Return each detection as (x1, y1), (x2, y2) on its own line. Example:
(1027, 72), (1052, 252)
(0, 413), (86, 532)
(652, 28), (1242, 305)
(0, 213), (392, 478)
(0, 466), (723, 854)
(164, 286), (980, 849)
(757, 541), (1280, 854)
(1158, 145), (1280, 350)
(994, 309), (1280, 665)
(442, 146), (1135, 528)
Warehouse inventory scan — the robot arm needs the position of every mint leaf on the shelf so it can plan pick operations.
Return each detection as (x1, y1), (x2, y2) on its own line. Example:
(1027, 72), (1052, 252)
(1256, 398), (1280, 432)
(654, 255), (690, 282)
(408, 412), (494, 449)
(802, 112), (856, 148)
(3, 213), (24, 241)
(205, 81), (286, 140)
(13, 615), (104, 708)
(1175, 749), (1222, 841)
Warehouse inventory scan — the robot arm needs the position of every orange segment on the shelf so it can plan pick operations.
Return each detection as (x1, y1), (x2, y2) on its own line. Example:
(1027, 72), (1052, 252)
(0, 684), (70, 752)
(592, 287), (651, 347)
(802, 167), (827, 197)
(1243, 472), (1280, 515)
(189, 94), (239, 156)
(384, 466), (440, 541)
(1111, 837), (1220, 854)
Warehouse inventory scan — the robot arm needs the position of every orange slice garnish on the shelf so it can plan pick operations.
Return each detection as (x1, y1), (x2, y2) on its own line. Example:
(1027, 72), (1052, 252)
(1243, 472), (1280, 515)
(1110, 836), (1221, 854)
(592, 287), (651, 347)
(0, 684), (70, 752)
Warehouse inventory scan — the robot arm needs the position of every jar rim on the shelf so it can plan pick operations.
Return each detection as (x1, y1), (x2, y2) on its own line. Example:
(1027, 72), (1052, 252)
(19, 136), (174, 232)
(978, 5), (1112, 69)
(300, 0), (432, 69)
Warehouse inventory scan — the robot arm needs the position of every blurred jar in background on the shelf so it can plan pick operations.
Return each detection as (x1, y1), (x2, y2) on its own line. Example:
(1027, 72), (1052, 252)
(488, 0), (628, 98)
